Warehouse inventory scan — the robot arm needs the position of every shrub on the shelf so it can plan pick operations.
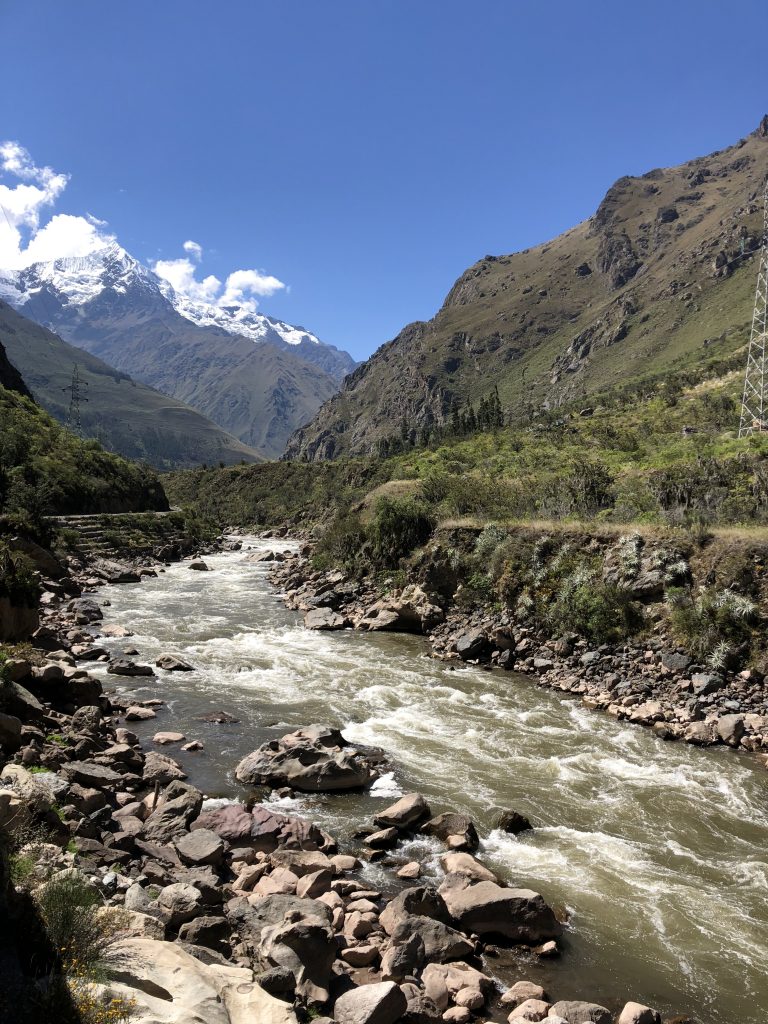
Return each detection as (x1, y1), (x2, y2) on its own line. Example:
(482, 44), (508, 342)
(313, 512), (370, 571)
(667, 586), (758, 664)
(369, 497), (435, 567)
(547, 567), (644, 645)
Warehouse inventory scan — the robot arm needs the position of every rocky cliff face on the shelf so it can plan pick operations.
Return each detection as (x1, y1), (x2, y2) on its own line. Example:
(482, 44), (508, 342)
(0, 340), (30, 399)
(286, 117), (768, 460)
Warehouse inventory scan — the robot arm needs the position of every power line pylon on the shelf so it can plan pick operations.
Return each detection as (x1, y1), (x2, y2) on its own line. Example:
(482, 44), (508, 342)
(63, 364), (88, 436)
(738, 179), (768, 437)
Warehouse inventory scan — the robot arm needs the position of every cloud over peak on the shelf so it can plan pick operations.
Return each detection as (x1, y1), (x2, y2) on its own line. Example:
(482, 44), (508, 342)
(154, 248), (286, 314)
(0, 143), (289, 314)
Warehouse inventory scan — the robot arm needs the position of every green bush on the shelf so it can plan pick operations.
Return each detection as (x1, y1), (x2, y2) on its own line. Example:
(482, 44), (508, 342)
(313, 512), (370, 571)
(369, 497), (435, 567)
(667, 586), (758, 665)
(547, 566), (644, 645)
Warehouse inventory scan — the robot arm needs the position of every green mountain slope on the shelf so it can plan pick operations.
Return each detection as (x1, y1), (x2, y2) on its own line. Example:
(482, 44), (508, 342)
(0, 301), (262, 470)
(286, 116), (768, 460)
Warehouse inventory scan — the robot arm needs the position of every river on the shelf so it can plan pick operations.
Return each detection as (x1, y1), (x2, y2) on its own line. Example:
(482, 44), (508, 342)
(85, 537), (768, 1024)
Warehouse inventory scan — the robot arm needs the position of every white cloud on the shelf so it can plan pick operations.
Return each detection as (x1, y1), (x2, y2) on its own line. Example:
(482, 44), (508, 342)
(183, 239), (203, 261)
(0, 141), (112, 269)
(154, 248), (286, 312)
(153, 257), (221, 304)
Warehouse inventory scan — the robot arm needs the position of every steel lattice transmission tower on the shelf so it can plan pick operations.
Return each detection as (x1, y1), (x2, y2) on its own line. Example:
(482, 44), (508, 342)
(738, 179), (768, 437)
(63, 364), (88, 435)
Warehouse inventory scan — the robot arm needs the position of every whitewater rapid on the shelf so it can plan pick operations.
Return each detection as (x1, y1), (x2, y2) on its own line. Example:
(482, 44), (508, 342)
(86, 538), (768, 1024)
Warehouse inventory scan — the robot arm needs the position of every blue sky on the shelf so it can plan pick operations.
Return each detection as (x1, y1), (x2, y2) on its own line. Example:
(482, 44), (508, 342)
(0, 0), (766, 360)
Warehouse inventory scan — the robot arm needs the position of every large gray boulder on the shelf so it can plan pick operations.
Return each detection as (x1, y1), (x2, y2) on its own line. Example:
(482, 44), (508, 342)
(334, 981), (408, 1024)
(438, 874), (562, 944)
(374, 793), (431, 831)
(548, 1001), (611, 1024)
(235, 727), (377, 792)
(143, 781), (203, 843)
(193, 803), (329, 852)
(228, 894), (334, 1004)
(175, 828), (225, 866)
(616, 1004), (661, 1024)
(379, 887), (473, 962)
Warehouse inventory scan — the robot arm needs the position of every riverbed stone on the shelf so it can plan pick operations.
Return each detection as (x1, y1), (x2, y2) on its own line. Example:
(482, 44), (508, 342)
(507, 999), (549, 1021)
(334, 981), (407, 1024)
(548, 1001), (611, 1024)
(235, 727), (377, 792)
(422, 813), (479, 851)
(108, 659), (154, 677)
(157, 882), (204, 926)
(156, 654), (196, 671)
(438, 874), (562, 944)
(304, 608), (348, 631)
(501, 981), (547, 1006)
(440, 852), (498, 883)
(616, 1003), (661, 1024)
(374, 792), (431, 830)
(175, 828), (225, 866)
(143, 781), (203, 842)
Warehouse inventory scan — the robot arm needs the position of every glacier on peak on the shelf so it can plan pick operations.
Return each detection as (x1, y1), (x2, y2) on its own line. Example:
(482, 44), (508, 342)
(0, 242), (327, 351)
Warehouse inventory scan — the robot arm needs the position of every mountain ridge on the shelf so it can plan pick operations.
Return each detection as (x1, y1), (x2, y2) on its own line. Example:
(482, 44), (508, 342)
(285, 116), (768, 460)
(0, 243), (356, 458)
(0, 299), (263, 469)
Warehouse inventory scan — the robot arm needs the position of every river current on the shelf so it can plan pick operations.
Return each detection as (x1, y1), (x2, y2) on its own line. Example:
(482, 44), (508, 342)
(85, 538), (768, 1024)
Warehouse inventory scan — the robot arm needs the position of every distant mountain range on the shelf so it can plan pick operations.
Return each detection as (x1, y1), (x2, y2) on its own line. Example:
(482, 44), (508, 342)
(0, 243), (356, 458)
(286, 116), (768, 460)
(0, 299), (262, 469)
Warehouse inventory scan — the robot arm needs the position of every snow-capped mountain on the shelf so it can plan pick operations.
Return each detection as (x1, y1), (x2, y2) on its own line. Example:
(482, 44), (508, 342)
(0, 243), (356, 458)
(0, 242), (355, 377)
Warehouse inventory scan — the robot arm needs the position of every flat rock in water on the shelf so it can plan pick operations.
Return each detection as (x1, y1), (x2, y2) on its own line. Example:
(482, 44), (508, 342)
(153, 731), (186, 745)
(125, 705), (156, 721)
(156, 654), (195, 672)
(108, 659), (154, 677)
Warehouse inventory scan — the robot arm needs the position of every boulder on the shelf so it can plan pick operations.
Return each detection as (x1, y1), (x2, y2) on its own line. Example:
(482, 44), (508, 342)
(60, 760), (123, 790)
(501, 981), (547, 1007)
(126, 706), (157, 721)
(357, 585), (444, 635)
(176, 828), (225, 866)
(616, 1004), (661, 1024)
(716, 713), (744, 746)
(496, 810), (533, 835)
(334, 981), (408, 1024)
(143, 781), (203, 843)
(374, 792), (431, 830)
(66, 598), (102, 623)
(438, 875), (562, 944)
(0, 712), (22, 754)
(439, 852), (498, 883)
(421, 813), (478, 851)
(548, 1002), (611, 1024)
(507, 998), (549, 1021)
(188, 560), (210, 571)
(104, 936), (296, 1024)
(390, 916), (473, 962)
(143, 751), (187, 784)
(194, 803), (329, 852)
(178, 914), (231, 953)
(235, 727), (376, 792)
(304, 608), (348, 631)
(454, 629), (491, 661)
(380, 931), (425, 981)
(156, 654), (196, 672)
(421, 962), (493, 1011)
(157, 882), (204, 927)
(108, 659), (155, 677)
(153, 732), (186, 745)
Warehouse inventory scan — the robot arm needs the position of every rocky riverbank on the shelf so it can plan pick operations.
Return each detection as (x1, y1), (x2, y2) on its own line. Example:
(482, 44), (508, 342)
(0, 536), (671, 1024)
(267, 538), (768, 763)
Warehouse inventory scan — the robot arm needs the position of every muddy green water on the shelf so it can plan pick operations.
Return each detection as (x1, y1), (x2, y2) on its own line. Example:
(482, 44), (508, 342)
(86, 539), (768, 1024)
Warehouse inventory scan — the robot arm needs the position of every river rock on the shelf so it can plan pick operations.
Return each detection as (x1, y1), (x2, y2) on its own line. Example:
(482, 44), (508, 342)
(156, 654), (196, 671)
(507, 998), (550, 1021)
(374, 792), (431, 830)
(235, 727), (377, 792)
(177, 914), (231, 953)
(421, 813), (479, 851)
(380, 930), (425, 981)
(357, 585), (444, 635)
(153, 731), (186, 745)
(66, 598), (103, 623)
(0, 712), (22, 754)
(194, 803), (329, 852)
(716, 713), (744, 746)
(126, 705), (157, 721)
(334, 981), (408, 1024)
(176, 828), (225, 866)
(143, 751), (187, 784)
(501, 981), (547, 1007)
(188, 560), (209, 571)
(454, 628), (491, 661)
(616, 1003), (661, 1024)
(108, 659), (155, 677)
(422, 962), (493, 1011)
(143, 781), (203, 842)
(104, 936), (295, 1024)
(496, 810), (533, 835)
(60, 760), (123, 790)
(438, 874), (562, 944)
(440, 852), (498, 883)
(304, 608), (348, 631)
(548, 1001), (611, 1024)
(157, 882), (204, 926)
